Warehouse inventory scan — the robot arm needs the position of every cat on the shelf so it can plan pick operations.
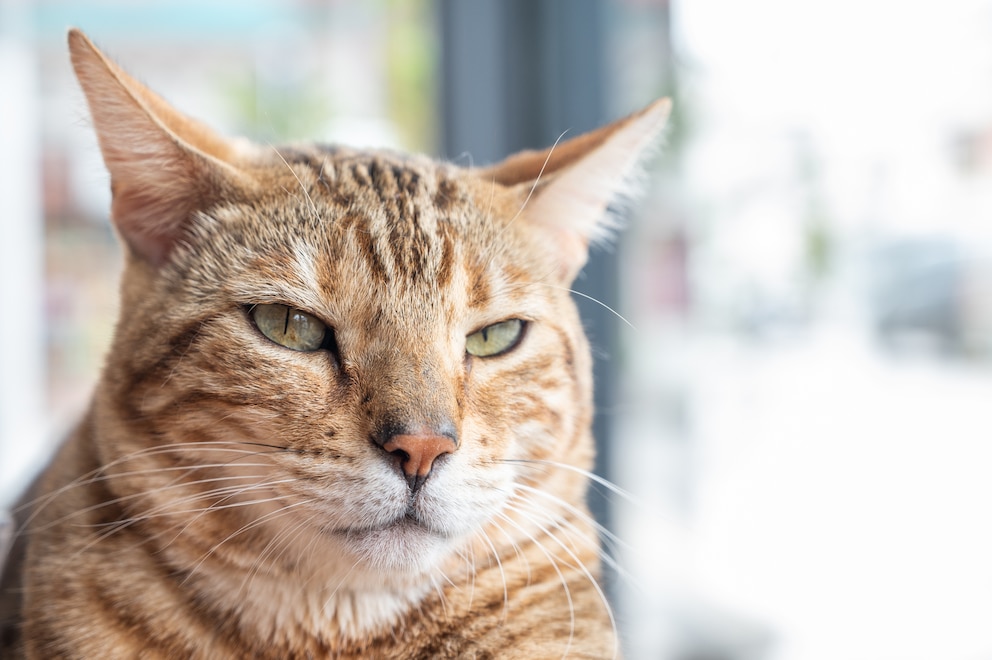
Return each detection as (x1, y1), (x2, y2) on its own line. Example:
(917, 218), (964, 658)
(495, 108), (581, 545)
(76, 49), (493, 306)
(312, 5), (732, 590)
(0, 29), (669, 659)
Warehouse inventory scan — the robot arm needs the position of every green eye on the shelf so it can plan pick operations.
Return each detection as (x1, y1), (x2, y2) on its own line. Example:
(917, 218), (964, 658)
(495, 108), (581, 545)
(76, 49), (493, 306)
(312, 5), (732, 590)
(466, 319), (524, 357)
(251, 304), (328, 352)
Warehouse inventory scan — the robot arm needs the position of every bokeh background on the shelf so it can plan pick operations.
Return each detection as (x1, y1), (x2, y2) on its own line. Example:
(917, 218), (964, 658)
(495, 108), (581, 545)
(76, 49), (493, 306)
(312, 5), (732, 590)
(3, 1), (992, 658)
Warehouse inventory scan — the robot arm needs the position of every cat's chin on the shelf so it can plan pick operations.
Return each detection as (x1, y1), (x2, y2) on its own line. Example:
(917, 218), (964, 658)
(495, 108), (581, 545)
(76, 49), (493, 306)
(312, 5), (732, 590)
(337, 516), (457, 575)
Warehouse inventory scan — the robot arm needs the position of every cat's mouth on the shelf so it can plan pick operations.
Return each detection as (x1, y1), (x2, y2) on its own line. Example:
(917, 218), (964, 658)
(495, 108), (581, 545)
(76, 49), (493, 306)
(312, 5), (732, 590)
(335, 510), (450, 539)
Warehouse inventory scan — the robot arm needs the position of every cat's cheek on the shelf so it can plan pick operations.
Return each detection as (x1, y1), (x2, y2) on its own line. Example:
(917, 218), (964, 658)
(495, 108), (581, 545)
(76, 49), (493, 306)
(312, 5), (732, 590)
(499, 415), (570, 465)
(301, 461), (411, 530)
(505, 379), (579, 459)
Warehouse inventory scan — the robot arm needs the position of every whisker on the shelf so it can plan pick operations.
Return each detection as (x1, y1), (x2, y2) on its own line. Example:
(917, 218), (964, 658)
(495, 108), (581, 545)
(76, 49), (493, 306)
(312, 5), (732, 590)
(530, 281), (636, 330)
(502, 129), (569, 234)
(66, 476), (301, 563)
(14, 440), (292, 526)
(481, 130), (569, 275)
(453, 543), (477, 611)
(506, 458), (686, 587)
(503, 502), (620, 660)
(512, 483), (628, 551)
(162, 477), (302, 541)
(485, 512), (533, 586)
(493, 511), (576, 659)
(507, 491), (633, 589)
(472, 528), (509, 623)
(269, 143), (321, 222)
(184, 497), (316, 582)
(502, 458), (638, 505)
(238, 514), (315, 599)
(33, 472), (273, 534)
(321, 561), (362, 618)
(429, 573), (451, 619)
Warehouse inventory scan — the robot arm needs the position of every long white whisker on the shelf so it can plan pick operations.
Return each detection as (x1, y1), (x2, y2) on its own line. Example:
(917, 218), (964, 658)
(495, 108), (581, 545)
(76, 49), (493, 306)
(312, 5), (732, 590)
(508, 491), (633, 589)
(535, 282), (637, 330)
(74, 478), (296, 560)
(184, 497), (316, 582)
(459, 540), (477, 610)
(503, 502), (620, 660)
(239, 514), (315, 599)
(482, 130), (570, 275)
(502, 129), (569, 233)
(321, 562), (360, 616)
(512, 483), (628, 551)
(269, 143), (321, 222)
(474, 527), (509, 623)
(494, 511), (576, 659)
(503, 458), (638, 504)
(161, 477), (304, 548)
(14, 441), (285, 524)
(35, 472), (273, 534)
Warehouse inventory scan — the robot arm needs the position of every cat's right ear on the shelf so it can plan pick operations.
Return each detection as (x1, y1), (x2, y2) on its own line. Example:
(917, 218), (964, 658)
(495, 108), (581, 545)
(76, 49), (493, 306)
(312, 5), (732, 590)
(68, 29), (252, 266)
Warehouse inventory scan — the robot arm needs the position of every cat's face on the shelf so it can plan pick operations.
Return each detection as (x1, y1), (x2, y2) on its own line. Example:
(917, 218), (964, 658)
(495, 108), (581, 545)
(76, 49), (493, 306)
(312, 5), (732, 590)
(68, 29), (669, 589)
(104, 148), (592, 578)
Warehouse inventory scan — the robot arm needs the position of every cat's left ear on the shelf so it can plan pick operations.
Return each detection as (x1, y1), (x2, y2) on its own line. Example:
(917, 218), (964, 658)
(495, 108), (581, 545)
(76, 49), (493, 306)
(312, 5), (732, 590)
(480, 98), (671, 282)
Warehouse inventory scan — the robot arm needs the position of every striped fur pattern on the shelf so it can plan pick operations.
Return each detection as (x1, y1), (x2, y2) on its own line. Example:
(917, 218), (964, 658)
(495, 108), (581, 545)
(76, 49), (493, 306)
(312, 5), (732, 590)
(0, 30), (669, 658)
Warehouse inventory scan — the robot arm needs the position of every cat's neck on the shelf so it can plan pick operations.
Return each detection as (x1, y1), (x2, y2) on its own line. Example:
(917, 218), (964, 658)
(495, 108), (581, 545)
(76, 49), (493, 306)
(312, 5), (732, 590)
(202, 565), (433, 644)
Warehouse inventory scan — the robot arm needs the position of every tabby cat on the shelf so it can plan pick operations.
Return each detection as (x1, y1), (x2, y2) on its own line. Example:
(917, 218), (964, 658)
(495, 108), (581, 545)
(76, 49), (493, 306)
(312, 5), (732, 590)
(0, 29), (669, 659)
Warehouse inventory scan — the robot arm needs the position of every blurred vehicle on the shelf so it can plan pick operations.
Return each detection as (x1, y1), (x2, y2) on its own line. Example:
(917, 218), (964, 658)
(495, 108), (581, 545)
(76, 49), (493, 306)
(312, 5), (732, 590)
(869, 235), (992, 357)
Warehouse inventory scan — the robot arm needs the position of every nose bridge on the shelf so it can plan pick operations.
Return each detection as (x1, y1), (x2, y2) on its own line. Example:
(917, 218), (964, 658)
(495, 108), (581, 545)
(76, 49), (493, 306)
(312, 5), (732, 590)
(362, 339), (460, 437)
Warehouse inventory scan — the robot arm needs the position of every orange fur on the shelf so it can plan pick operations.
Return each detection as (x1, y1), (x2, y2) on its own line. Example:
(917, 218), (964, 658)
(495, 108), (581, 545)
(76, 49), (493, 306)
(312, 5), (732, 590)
(0, 29), (668, 659)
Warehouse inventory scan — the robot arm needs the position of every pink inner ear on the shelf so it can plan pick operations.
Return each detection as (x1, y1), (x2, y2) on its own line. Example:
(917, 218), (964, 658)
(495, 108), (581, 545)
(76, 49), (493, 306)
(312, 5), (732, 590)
(121, 230), (172, 267)
(111, 187), (185, 266)
(552, 228), (592, 283)
(498, 99), (671, 283)
(106, 147), (203, 265)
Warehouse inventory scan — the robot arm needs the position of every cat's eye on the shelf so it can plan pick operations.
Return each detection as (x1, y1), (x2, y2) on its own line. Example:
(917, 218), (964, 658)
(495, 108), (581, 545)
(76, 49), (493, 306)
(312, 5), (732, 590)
(251, 304), (330, 353)
(465, 319), (525, 357)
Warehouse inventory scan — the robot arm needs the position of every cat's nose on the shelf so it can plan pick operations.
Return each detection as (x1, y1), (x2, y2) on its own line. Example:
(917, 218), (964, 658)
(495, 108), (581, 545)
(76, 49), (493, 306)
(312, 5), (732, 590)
(380, 432), (457, 492)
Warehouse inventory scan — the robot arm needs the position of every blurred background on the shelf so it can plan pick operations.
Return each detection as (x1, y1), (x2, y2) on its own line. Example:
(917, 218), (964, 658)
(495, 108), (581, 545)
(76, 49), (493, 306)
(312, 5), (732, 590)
(2, 0), (992, 658)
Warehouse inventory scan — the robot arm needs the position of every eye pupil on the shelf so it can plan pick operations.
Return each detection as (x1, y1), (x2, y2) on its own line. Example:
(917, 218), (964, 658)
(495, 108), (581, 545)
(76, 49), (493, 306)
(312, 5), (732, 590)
(466, 319), (524, 358)
(251, 303), (329, 353)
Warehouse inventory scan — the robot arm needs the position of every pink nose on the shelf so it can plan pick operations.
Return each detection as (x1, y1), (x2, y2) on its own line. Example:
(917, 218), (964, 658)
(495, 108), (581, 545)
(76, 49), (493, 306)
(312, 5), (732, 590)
(381, 434), (456, 491)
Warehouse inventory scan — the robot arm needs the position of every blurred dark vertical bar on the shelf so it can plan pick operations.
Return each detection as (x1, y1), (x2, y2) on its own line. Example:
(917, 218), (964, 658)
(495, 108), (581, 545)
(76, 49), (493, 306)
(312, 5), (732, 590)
(439, 0), (616, 533)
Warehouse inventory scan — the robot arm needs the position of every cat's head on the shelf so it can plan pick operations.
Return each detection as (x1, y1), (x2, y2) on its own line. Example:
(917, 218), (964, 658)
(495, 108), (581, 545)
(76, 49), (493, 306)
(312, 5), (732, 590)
(69, 29), (668, 586)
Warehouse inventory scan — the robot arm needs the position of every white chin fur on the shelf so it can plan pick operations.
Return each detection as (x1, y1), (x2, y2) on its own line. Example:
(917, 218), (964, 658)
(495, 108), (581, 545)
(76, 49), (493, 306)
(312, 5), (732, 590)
(345, 520), (455, 575)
